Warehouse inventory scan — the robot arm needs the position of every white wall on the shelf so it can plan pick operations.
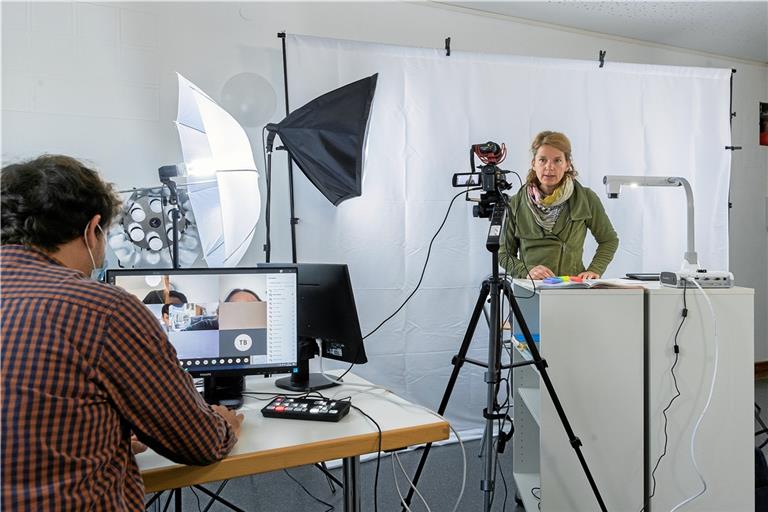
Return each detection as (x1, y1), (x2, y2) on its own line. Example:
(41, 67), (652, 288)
(2, 1), (766, 358)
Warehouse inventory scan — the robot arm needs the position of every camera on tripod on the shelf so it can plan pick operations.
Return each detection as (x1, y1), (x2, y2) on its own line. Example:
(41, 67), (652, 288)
(452, 141), (513, 218)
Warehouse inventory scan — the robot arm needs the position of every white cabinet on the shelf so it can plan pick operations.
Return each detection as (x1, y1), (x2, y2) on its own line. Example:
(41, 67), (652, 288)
(510, 281), (755, 512)
(510, 281), (645, 512)
(644, 284), (753, 512)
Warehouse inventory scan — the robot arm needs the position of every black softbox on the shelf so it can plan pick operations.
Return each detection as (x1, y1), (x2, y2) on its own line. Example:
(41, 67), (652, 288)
(266, 73), (378, 206)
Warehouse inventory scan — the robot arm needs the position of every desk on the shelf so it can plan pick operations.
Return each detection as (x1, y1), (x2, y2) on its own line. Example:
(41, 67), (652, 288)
(138, 373), (449, 511)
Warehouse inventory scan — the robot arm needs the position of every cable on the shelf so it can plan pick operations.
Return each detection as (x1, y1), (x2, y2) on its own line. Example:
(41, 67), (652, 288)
(642, 280), (688, 511)
(501, 170), (537, 299)
(532, 486), (542, 511)
(189, 486), (203, 512)
(348, 404), (381, 512)
(392, 421), (466, 512)
(354, 389), (465, 512)
(669, 278), (719, 512)
(392, 450), (431, 512)
(283, 468), (335, 512)
(332, 187), (480, 383)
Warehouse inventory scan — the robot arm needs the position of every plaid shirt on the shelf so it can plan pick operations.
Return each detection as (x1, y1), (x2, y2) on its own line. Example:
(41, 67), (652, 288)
(1, 245), (236, 511)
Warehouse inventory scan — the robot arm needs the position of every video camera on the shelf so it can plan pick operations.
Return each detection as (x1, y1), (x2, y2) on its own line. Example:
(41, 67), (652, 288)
(452, 141), (513, 218)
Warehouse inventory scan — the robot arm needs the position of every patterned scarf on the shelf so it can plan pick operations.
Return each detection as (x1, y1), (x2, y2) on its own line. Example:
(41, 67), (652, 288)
(525, 176), (574, 232)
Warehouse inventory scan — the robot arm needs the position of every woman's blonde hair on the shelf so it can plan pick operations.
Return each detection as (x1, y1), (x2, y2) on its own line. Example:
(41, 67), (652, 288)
(526, 131), (579, 185)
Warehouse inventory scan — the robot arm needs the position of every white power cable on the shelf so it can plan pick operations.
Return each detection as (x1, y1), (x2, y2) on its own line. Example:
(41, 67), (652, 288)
(393, 451), (431, 512)
(669, 278), (719, 512)
(323, 378), (467, 512)
(391, 420), (467, 512)
(390, 411), (466, 512)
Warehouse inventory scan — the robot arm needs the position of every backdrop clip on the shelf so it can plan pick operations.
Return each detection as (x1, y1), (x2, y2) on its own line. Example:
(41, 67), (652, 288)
(599, 50), (606, 68)
(445, 37), (451, 56)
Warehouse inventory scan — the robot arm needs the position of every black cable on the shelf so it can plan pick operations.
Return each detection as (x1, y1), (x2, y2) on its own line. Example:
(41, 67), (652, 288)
(499, 444), (509, 511)
(261, 126), (271, 262)
(532, 486), (542, 511)
(262, 126), (268, 171)
(335, 187), (480, 382)
(242, 390), (334, 402)
(641, 279), (688, 512)
(501, 171), (537, 299)
(350, 404), (382, 512)
(283, 468), (335, 512)
(189, 486), (203, 512)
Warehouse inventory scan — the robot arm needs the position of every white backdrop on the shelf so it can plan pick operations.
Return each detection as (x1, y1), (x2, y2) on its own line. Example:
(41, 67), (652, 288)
(286, 35), (732, 432)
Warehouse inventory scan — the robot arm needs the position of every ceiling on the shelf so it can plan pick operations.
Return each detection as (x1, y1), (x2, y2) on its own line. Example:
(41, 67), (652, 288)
(436, 1), (768, 64)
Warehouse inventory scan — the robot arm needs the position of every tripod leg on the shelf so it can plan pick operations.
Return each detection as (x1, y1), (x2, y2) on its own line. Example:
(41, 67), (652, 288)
(400, 281), (491, 512)
(481, 275), (506, 511)
(504, 281), (608, 512)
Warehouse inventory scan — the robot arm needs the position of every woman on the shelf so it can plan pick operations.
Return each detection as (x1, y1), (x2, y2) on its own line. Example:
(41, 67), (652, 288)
(499, 131), (618, 279)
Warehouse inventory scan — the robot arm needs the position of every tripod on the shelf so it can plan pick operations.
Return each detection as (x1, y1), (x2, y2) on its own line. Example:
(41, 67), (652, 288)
(401, 201), (607, 512)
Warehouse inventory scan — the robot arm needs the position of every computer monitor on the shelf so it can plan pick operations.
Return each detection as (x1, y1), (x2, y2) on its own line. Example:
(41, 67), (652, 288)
(259, 263), (367, 392)
(106, 267), (298, 408)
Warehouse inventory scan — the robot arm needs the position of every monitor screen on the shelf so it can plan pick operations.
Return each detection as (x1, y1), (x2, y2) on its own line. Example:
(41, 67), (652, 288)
(106, 267), (298, 377)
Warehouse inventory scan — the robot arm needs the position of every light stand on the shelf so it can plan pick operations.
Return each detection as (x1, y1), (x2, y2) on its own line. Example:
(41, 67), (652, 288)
(159, 165), (182, 269)
(402, 200), (607, 512)
(262, 67), (378, 264)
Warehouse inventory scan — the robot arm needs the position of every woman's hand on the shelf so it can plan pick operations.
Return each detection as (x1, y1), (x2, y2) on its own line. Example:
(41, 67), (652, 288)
(578, 271), (600, 279)
(527, 265), (556, 280)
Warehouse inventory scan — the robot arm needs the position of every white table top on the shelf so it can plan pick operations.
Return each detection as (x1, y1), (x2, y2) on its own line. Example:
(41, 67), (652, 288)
(138, 372), (449, 492)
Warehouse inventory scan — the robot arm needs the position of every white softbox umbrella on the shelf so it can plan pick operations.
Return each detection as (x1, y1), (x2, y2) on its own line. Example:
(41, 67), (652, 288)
(175, 73), (260, 267)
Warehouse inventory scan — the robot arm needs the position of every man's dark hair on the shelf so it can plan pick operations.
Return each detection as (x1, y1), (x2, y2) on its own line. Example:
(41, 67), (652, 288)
(1, 154), (122, 251)
(142, 289), (188, 305)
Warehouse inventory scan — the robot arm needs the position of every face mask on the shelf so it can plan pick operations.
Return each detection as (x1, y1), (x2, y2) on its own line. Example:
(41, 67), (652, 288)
(84, 223), (108, 281)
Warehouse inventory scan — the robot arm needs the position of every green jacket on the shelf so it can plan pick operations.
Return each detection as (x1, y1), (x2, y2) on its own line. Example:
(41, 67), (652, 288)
(499, 181), (619, 278)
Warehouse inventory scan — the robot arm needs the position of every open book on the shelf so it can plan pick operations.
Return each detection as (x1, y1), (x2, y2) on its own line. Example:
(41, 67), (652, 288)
(536, 278), (646, 289)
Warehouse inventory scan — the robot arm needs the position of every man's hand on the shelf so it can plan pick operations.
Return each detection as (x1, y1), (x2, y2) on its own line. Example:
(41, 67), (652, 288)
(578, 271), (600, 279)
(131, 434), (148, 454)
(527, 265), (555, 280)
(211, 405), (245, 439)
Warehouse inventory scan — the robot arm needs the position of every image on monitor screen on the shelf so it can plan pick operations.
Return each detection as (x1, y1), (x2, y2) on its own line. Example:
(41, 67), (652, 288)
(106, 267), (298, 407)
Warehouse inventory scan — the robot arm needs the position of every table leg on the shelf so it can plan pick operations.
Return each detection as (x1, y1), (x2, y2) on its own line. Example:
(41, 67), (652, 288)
(342, 456), (361, 512)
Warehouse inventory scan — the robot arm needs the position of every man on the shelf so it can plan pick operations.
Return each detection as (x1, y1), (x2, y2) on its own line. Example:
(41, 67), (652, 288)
(1, 155), (244, 511)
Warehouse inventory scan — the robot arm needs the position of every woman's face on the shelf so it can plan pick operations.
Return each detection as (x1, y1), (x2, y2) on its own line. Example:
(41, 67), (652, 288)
(533, 144), (569, 195)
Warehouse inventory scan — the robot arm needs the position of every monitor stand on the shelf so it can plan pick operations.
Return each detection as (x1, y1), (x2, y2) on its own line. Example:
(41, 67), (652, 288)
(275, 358), (340, 392)
(202, 375), (245, 409)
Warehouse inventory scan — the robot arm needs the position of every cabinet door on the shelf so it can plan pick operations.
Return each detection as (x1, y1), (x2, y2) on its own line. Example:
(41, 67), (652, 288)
(539, 289), (644, 512)
(646, 288), (754, 512)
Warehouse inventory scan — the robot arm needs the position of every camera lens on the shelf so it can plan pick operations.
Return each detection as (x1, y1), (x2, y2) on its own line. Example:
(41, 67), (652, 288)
(149, 216), (161, 228)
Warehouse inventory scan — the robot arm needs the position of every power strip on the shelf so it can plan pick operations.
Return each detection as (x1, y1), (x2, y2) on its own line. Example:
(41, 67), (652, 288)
(660, 270), (734, 288)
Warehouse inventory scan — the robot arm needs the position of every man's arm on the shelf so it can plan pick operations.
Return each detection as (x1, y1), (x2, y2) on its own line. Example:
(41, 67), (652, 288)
(98, 291), (238, 466)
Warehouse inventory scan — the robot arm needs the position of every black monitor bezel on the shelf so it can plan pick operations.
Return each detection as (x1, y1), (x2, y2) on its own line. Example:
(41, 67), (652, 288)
(105, 266), (299, 379)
